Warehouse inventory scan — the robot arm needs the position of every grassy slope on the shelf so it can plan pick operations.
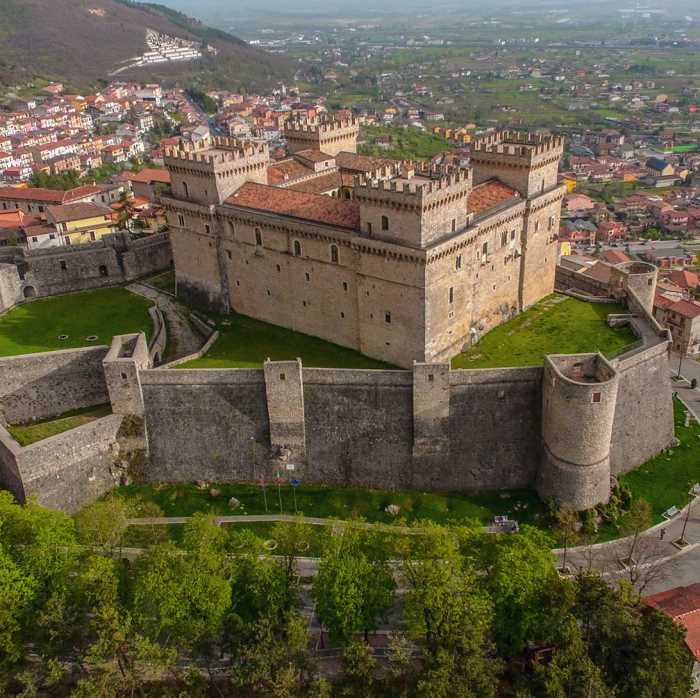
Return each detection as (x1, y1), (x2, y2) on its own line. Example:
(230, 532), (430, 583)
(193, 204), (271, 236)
(621, 400), (700, 524)
(0, 288), (153, 357)
(178, 312), (395, 369)
(452, 295), (638, 369)
(7, 405), (112, 446)
(109, 482), (547, 527)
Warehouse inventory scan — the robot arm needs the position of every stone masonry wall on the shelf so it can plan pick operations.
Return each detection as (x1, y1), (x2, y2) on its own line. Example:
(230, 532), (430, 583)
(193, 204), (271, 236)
(0, 263), (22, 312)
(0, 415), (123, 512)
(0, 347), (110, 424)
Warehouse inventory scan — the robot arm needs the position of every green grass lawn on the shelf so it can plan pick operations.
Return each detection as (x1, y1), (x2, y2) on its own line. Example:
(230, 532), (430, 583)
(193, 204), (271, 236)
(144, 271), (176, 295)
(7, 405), (112, 446)
(0, 288), (154, 357)
(178, 312), (395, 369)
(106, 482), (547, 528)
(451, 295), (638, 369)
(620, 400), (700, 525)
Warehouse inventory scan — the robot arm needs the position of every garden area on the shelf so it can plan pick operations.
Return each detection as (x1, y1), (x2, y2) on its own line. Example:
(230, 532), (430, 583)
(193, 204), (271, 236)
(0, 288), (154, 356)
(359, 124), (451, 160)
(452, 294), (639, 369)
(178, 312), (395, 369)
(6, 405), (112, 447)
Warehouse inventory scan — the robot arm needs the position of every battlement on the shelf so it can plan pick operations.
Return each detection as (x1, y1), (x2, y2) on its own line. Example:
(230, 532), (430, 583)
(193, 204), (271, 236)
(164, 137), (268, 168)
(353, 167), (470, 206)
(283, 116), (361, 134)
(472, 129), (565, 157)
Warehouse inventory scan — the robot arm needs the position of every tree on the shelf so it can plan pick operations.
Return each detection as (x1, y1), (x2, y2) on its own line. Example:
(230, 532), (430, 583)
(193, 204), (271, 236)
(620, 497), (652, 566)
(486, 526), (560, 656)
(338, 640), (378, 697)
(313, 525), (395, 645)
(0, 542), (36, 672)
(131, 514), (231, 659)
(74, 498), (129, 553)
(555, 503), (580, 573)
(116, 191), (136, 230)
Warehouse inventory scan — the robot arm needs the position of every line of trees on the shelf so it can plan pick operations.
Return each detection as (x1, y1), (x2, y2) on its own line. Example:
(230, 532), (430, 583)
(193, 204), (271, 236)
(0, 491), (693, 697)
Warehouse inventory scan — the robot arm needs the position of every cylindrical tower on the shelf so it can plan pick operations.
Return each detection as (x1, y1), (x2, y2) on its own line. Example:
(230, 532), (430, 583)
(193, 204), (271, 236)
(537, 353), (619, 510)
(616, 261), (657, 315)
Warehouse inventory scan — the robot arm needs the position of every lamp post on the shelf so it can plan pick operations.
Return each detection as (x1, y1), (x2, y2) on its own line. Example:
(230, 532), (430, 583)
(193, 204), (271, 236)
(677, 350), (684, 379)
(678, 489), (697, 546)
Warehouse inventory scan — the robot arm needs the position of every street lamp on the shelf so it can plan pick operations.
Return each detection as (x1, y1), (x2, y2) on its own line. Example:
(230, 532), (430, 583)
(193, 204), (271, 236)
(676, 487), (698, 547)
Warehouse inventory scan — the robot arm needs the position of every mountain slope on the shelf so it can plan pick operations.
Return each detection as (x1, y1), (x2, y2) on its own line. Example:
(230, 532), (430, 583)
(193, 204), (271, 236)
(0, 0), (291, 89)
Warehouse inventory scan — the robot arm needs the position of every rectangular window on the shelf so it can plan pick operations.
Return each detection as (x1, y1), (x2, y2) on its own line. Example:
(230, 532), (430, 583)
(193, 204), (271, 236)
(385, 311), (391, 324)
(451, 219), (456, 232)
(59, 260), (67, 270)
(482, 242), (488, 257)
(511, 230), (516, 241)
(367, 221), (373, 235)
(381, 215), (389, 231)
(177, 214), (185, 227)
(501, 231), (507, 247)
(205, 224), (211, 235)
(592, 392), (601, 403)
(448, 287), (454, 304)
(455, 255), (462, 270)
(534, 221), (540, 232)
(31, 236), (38, 243)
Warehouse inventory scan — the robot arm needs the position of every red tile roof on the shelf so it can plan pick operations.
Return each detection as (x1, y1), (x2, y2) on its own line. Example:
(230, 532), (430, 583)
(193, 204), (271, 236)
(334, 152), (395, 173)
(645, 584), (700, 660)
(468, 179), (520, 215)
(599, 250), (630, 265)
(226, 182), (360, 230)
(0, 185), (101, 204)
(47, 202), (112, 224)
(654, 293), (675, 309)
(288, 172), (344, 195)
(267, 159), (314, 185)
(669, 269), (699, 290)
(121, 168), (171, 185)
(668, 298), (700, 320)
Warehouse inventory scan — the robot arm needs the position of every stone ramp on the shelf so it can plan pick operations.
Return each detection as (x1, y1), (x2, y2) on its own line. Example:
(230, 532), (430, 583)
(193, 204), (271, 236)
(127, 282), (206, 361)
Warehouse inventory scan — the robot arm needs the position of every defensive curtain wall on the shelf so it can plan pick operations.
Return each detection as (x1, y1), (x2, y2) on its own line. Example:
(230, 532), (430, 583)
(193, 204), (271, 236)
(0, 260), (674, 513)
(0, 231), (172, 310)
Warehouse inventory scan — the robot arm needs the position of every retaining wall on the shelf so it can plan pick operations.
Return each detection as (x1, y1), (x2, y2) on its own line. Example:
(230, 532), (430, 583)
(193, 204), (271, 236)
(0, 416), (123, 513)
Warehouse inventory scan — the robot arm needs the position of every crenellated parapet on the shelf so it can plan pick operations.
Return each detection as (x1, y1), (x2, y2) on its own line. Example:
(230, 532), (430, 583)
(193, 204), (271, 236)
(283, 116), (360, 156)
(470, 130), (565, 197)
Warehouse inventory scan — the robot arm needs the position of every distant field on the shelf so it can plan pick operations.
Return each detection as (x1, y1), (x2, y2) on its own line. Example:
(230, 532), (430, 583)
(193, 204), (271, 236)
(452, 295), (638, 369)
(0, 288), (153, 357)
(178, 312), (395, 369)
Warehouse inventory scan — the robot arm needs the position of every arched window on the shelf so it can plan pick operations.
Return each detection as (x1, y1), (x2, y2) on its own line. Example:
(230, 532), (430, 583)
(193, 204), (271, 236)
(293, 240), (302, 257)
(330, 244), (339, 264)
(98, 265), (108, 277)
(381, 215), (389, 231)
(255, 228), (262, 246)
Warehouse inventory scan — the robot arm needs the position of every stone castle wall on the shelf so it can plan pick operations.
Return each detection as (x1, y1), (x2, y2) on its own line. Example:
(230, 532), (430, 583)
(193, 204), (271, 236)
(0, 416), (123, 513)
(0, 346), (110, 425)
(0, 232), (172, 301)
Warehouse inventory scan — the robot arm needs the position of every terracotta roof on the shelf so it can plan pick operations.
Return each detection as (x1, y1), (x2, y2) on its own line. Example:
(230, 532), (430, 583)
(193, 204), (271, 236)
(645, 584), (700, 660)
(294, 149), (334, 163)
(582, 261), (614, 285)
(669, 269), (699, 290)
(468, 179), (520, 215)
(654, 293), (675, 309)
(47, 202), (112, 224)
(226, 182), (360, 230)
(288, 172), (344, 195)
(267, 159), (314, 185)
(335, 151), (395, 173)
(668, 299), (700, 320)
(599, 250), (630, 265)
(121, 168), (171, 185)
(0, 210), (24, 229)
(0, 186), (67, 203)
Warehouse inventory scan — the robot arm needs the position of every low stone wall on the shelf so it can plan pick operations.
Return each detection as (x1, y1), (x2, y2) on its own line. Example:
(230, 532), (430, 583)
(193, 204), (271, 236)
(147, 307), (167, 365)
(0, 346), (110, 424)
(555, 265), (615, 298)
(0, 415), (123, 512)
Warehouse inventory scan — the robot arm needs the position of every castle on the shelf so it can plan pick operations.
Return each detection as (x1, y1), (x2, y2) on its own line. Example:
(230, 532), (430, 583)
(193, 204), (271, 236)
(162, 120), (566, 367)
(0, 120), (676, 517)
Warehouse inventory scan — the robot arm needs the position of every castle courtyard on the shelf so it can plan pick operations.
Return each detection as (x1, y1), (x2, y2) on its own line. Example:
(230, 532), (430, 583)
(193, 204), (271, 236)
(0, 287), (154, 356)
(452, 294), (638, 369)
